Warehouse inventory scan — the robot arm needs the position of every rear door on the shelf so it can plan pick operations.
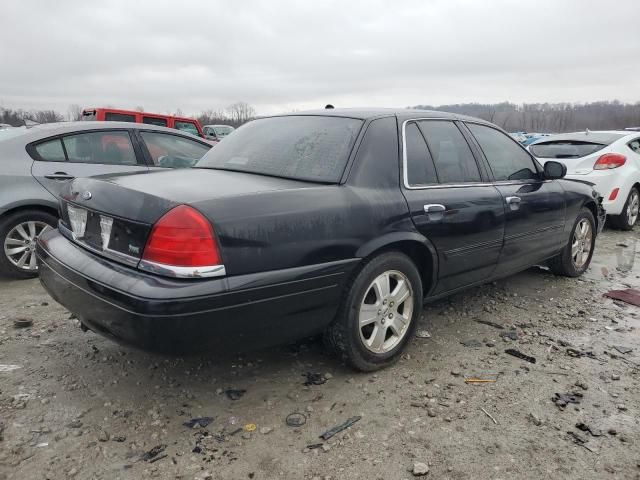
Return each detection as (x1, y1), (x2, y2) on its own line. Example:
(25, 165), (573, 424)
(30, 129), (149, 198)
(464, 122), (566, 274)
(401, 119), (505, 294)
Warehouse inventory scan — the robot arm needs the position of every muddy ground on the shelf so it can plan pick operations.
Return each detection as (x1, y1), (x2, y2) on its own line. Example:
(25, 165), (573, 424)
(1, 228), (639, 480)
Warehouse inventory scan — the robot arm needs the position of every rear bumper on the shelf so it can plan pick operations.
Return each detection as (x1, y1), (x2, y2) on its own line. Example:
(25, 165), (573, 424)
(37, 229), (357, 353)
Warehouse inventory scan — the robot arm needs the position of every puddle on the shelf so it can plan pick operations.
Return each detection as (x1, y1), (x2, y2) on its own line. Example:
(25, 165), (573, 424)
(584, 234), (639, 283)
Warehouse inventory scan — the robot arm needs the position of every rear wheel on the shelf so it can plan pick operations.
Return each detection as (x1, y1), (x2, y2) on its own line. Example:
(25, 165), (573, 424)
(324, 252), (423, 371)
(0, 210), (57, 279)
(548, 207), (595, 277)
(609, 187), (639, 230)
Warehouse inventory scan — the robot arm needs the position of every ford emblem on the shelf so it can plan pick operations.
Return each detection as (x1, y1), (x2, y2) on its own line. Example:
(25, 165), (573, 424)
(81, 191), (92, 200)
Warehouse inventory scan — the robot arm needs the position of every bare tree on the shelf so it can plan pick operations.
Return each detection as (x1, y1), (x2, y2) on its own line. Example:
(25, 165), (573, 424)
(226, 102), (256, 125)
(67, 104), (83, 121)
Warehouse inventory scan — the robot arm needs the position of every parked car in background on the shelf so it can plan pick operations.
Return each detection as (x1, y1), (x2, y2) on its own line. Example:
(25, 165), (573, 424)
(529, 130), (640, 229)
(203, 124), (235, 143)
(0, 123), (13, 130)
(38, 109), (604, 371)
(521, 133), (550, 146)
(0, 121), (211, 278)
(82, 107), (207, 139)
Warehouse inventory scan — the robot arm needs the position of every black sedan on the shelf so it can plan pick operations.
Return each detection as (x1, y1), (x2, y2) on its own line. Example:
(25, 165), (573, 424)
(37, 109), (605, 371)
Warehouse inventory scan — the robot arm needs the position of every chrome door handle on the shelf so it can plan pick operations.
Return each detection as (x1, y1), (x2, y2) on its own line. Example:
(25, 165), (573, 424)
(423, 204), (446, 221)
(505, 196), (521, 211)
(45, 172), (75, 180)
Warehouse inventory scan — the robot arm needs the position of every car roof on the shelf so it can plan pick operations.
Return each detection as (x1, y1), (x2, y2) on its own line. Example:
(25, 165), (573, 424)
(269, 107), (489, 124)
(529, 131), (633, 146)
(0, 121), (203, 145)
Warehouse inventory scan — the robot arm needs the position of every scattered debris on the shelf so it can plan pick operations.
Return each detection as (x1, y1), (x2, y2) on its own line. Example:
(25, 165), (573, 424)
(612, 345), (633, 355)
(499, 330), (519, 341)
(412, 461), (430, 476)
(552, 392), (583, 409)
(225, 389), (246, 400)
(475, 319), (505, 329)
(285, 412), (307, 427)
(305, 443), (324, 450)
(528, 413), (543, 426)
(567, 431), (597, 452)
(149, 454), (167, 464)
(244, 423), (257, 432)
(183, 417), (214, 429)
(415, 329), (431, 338)
(465, 377), (497, 384)
(480, 407), (498, 425)
(319, 416), (361, 441)
(505, 348), (536, 364)
(460, 339), (483, 348)
(576, 422), (603, 437)
(259, 426), (273, 435)
(0, 364), (21, 373)
(303, 372), (327, 386)
(604, 288), (640, 307)
(567, 347), (597, 359)
(12, 318), (33, 328)
(141, 444), (167, 462)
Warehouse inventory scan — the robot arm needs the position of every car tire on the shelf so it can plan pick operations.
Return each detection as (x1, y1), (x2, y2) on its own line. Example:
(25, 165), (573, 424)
(324, 251), (423, 371)
(608, 187), (639, 231)
(0, 209), (57, 279)
(548, 207), (596, 277)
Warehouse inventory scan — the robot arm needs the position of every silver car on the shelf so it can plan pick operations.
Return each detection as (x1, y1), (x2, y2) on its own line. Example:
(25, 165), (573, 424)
(0, 121), (212, 278)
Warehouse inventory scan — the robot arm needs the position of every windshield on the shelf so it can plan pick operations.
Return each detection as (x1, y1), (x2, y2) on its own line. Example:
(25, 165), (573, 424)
(530, 141), (607, 159)
(197, 116), (363, 183)
(213, 126), (234, 137)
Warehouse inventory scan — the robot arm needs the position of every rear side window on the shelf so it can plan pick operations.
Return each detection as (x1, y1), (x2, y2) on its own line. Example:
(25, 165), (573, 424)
(143, 116), (167, 127)
(405, 122), (438, 186)
(418, 121), (481, 183)
(140, 132), (211, 168)
(62, 131), (138, 165)
(627, 139), (640, 154)
(530, 141), (607, 159)
(105, 112), (136, 122)
(174, 121), (199, 136)
(467, 123), (538, 181)
(34, 138), (65, 161)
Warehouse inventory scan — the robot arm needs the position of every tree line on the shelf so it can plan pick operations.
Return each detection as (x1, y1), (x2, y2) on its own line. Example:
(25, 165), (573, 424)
(411, 101), (640, 133)
(0, 102), (257, 128)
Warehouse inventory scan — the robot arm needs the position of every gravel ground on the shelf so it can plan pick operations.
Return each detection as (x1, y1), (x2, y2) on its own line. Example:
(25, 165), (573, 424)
(1, 228), (639, 480)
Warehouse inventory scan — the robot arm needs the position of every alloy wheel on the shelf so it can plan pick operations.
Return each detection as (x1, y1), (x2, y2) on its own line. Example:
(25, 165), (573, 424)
(627, 190), (639, 226)
(358, 270), (414, 354)
(571, 218), (593, 269)
(3, 221), (51, 271)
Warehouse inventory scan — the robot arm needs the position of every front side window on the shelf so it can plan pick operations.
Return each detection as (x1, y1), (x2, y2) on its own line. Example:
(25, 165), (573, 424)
(34, 138), (66, 161)
(197, 116), (363, 183)
(467, 123), (538, 181)
(418, 121), (481, 183)
(104, 112), (135, 122)
(62, 131), (137, 165)
(405, 122), (438, 186)
(140, 132), (211, 168)
(174, 121), (200, 136)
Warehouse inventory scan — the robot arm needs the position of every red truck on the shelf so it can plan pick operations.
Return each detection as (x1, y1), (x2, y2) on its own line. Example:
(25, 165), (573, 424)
(81, 108), (206, 139)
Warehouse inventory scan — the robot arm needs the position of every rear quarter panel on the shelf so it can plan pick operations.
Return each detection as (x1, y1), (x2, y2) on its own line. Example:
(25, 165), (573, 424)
(558, 179), (600, 235)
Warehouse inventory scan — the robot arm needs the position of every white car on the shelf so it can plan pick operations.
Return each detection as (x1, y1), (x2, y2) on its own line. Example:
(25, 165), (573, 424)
(529, 131), (640, 230)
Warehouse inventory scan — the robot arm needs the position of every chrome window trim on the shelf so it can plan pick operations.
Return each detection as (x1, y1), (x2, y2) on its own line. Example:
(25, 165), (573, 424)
(401, 118), (544, 190)
(138, 259), (226, 279)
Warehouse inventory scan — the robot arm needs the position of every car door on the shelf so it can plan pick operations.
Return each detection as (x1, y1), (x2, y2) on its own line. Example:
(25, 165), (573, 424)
(464, 122), (566, 274)
(30, 129), (149, 198)
(134, 130), (212, 169)
(401, 119), (505, 294)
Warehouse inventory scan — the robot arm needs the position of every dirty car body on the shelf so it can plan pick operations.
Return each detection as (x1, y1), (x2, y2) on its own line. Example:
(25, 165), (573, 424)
(37, 109), (605, 367)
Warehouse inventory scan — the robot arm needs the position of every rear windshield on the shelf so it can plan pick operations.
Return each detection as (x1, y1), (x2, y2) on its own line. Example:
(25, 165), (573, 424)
(530, 141), (607, 159)
(197, 116), (363, 183)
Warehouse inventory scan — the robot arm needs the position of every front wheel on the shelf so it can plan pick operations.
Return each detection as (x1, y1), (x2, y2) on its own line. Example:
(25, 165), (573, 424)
(609, 187), (639, 231)
(548, 207), (596, 277)
(324, 252), (423, 371)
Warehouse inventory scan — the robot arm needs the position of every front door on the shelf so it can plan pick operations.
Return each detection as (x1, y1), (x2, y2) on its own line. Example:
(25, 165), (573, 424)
(31, 129), (149, 198)
(464, 122), (566, 274)
(401, 120), (505, 294)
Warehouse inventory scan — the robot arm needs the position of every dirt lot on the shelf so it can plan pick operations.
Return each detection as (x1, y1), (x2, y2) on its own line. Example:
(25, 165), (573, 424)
(1, 228), (639, 480)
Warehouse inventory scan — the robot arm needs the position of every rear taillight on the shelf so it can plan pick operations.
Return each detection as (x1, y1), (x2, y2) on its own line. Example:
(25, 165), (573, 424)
(594, 153), (626, 170)
(142, 205), (221, 267)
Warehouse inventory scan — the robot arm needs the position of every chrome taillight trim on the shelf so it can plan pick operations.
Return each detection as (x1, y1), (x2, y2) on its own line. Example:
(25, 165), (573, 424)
(137, 259), (227, 279)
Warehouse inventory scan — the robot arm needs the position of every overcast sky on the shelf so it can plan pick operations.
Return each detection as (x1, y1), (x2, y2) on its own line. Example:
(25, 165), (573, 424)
(1, 0), (639, 116)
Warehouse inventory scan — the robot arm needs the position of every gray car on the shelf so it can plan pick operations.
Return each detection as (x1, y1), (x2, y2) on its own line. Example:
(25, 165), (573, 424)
(0, 121), (212, 278)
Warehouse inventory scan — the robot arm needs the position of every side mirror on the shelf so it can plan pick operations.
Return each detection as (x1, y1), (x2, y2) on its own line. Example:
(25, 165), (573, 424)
(544, 160), (566, 179)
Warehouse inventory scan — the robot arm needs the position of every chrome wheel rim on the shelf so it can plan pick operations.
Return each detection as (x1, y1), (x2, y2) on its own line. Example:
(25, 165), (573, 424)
(3, 221), (51, 271)
(571, 218), (593, 268)
(627, 190), (639, 226)
(358, 270), (414, 354)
